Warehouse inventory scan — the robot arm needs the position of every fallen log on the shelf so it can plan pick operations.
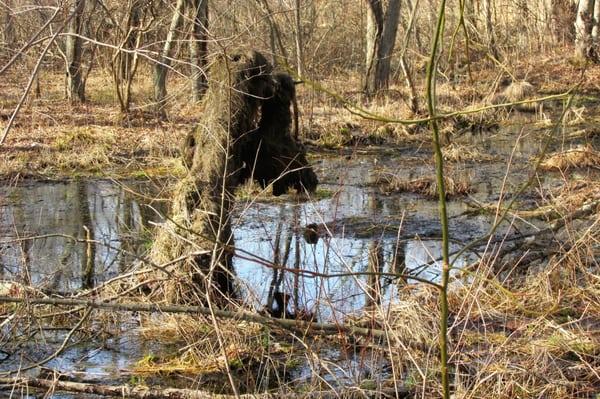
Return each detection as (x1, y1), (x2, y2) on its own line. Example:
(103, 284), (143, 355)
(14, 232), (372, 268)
(0, 377), (410, 398)
(0, 295), (433, 353)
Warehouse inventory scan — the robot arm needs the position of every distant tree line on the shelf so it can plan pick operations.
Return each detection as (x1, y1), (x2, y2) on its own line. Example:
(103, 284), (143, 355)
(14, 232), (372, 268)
(0, 0), (590, 115)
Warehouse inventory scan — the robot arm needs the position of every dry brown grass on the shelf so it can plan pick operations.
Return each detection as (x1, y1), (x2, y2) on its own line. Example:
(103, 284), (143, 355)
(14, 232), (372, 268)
(3, 46), (600, 181)
(443, 143), (497, 162)
(376, 171), (473, 198)
(0, 69), (191, 180)
(540, 144), (600, 170)
(344, 217), (600, 398)
(134, 314), (277, 376)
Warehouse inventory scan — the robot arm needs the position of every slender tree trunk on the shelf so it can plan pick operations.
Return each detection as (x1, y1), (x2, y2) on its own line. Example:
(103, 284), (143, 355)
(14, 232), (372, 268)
(592, 0), (600, 47)
(122, 1), (142, 80)
(114, 0), (143, 112)
(294, 0), (304, 77)
(2, 0), (14, 50)
(400, 0), (419, 113)
(575, 0), (594, 59)
(154, 0), (186, 115)
(375, 0), (401, 90)
(365, 0), (383, 94)
(365, 240), (383, 309)
(256, 0), (289, 66)
(77, 181), (95, 289)
(365, 0), (401, 95)
(188, 0), (209, 101)
(483, 0), (499, 59)
(65, 0), (86, 103)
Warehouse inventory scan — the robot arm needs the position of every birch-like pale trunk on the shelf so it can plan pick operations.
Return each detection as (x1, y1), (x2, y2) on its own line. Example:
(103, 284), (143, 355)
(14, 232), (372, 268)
(575, 0), (594, 58)
(591, 0), (600, 44)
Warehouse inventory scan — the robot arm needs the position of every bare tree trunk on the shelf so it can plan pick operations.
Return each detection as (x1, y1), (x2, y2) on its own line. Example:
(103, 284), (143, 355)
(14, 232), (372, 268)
(592, 0), (600, 47)
(375, 0), (400, 89)
(188, 0), (209, 101)
(575, 0), (594, 59)
(112, 0), (144, 113)
(255, 0), (289, 66)
(65, 0), (86, 103)
(397, 0), (419, 112)
(365, 0), (401, 95)
(365, 240), (383, 309)
(365, 0), (383, 94)
(483, 0), (499, 59)
(77, 181), (95, 289)
(294, 0), (304, 77)
(122, 1), (142, 80)
(2, 0), (14, 51)
(154, 0), (186, 115)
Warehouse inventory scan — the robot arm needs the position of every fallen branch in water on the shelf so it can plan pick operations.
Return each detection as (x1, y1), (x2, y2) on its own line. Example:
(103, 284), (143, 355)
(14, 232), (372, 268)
(0, 376), (410, 398)
(0, 296), (433, 353)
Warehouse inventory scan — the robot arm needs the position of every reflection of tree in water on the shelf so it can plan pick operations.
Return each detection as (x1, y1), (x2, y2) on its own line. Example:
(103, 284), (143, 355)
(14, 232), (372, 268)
(0, 181), (166, 292)
(365, 240), (383, 310)
(77, 180), (95, 289)
(264, 204), (315, 320)
(265, 206), (294, 317)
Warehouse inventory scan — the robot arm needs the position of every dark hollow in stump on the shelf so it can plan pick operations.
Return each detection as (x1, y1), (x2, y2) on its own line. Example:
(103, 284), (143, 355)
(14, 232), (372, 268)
(151, 52), (317, 305)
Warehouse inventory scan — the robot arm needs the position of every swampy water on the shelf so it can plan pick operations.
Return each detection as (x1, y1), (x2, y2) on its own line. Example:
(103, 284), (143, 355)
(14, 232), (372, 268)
(1, 121), (595, 393)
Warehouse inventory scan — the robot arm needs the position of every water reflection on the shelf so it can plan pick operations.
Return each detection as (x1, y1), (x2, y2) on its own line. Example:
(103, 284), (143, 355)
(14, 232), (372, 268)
(0, 153), (538, 386)
(0, 180), (164, 291)
(0, 156), (495, 315)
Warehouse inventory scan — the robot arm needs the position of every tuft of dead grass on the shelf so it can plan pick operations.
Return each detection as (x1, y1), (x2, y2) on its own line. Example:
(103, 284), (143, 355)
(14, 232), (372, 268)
(135, 316), (270, 375)
(376, 171), (473, 198)
(443, 143), (496, 162)
(501, 81), (535, 103)
(540, 144), (600, 170)
(353, 223), (600, 398)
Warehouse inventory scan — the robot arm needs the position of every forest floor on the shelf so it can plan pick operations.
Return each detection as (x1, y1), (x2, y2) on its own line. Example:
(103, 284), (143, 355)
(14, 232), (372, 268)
(1, 46), (600, 182)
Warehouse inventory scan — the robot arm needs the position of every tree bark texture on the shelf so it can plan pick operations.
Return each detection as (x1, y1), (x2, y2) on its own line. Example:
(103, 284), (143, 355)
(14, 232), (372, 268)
(575, 0), (594, 58)
(113, 0), (144, 112)
(483, 0), (499, 59)
(150, 52), (317, 305)
(365, 0), (401, 95)
(188, 0), (208, 101)
(294, 0), (304, 77)
(154, 0), (186, 113)
(189, 0), (209, 101)
(65, 0), (86, 103)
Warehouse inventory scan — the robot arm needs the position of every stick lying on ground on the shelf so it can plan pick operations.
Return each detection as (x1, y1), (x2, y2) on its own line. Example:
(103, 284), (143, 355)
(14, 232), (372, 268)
(0, 295), (433, 353)
(0, 377), (410, 399)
